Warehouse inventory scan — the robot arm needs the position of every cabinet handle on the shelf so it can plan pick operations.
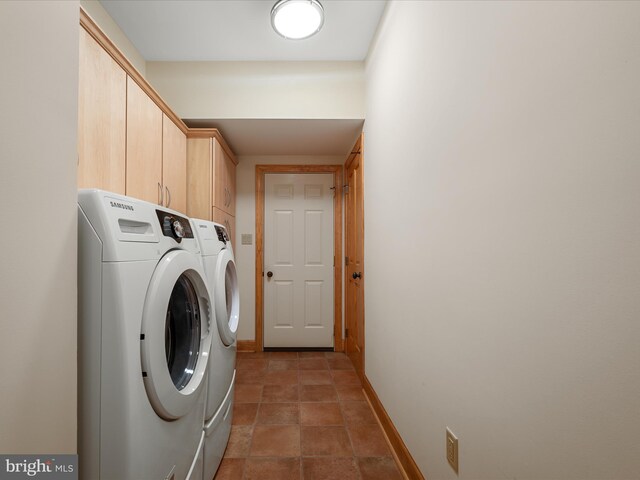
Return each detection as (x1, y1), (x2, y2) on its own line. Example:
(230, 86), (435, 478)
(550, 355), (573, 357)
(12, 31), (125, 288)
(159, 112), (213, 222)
(165, 186), (171, 208)
(158, 182), (163, 206)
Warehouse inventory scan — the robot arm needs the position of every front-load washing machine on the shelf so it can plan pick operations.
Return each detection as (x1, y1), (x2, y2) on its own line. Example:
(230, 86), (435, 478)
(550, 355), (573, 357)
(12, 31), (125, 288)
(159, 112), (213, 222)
(191, 219), (239, 480)
(78, 189), (213, 480)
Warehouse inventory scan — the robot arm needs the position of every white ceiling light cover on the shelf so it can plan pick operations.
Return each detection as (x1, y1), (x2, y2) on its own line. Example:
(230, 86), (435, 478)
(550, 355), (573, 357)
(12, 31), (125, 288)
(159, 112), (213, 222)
(271, 0), (325, 40)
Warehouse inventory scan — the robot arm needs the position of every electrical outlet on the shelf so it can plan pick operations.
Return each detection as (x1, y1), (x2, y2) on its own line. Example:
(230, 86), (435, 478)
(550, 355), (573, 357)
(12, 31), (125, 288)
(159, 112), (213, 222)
(446, 427), (459, 474)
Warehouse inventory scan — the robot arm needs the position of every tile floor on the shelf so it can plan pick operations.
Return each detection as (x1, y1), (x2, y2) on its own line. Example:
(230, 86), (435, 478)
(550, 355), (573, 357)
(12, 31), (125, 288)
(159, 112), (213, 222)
(213, 351), (403, 480)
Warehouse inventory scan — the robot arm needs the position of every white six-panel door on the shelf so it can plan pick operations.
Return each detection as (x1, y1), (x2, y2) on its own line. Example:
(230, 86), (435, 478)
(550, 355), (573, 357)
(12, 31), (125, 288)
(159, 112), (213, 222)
(264, 173), (334, 347)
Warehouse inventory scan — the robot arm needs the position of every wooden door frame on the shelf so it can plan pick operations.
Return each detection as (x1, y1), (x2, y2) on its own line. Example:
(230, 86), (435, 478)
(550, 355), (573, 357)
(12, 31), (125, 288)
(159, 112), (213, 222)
(344, 134), (365, 378)
(255, 165), (343, 352)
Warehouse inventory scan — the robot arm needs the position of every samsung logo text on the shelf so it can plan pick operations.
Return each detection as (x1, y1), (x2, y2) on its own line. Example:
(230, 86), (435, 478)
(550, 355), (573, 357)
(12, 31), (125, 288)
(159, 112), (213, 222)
(110, 201), (134, 211)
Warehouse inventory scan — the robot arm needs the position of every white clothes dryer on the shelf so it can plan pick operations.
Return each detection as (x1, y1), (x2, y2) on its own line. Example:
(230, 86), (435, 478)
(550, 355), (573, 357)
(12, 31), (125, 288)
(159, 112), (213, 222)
(193, 220), (239, 349)
(78, 190), (213, 480)
(191, 219), (239, 480)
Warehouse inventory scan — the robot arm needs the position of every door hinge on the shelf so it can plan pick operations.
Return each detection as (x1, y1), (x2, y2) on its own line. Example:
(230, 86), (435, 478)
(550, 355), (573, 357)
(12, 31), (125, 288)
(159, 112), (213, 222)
(343, 184), (350, 195)
(345, 328), (349, 338)
(345, 256), (349, 266)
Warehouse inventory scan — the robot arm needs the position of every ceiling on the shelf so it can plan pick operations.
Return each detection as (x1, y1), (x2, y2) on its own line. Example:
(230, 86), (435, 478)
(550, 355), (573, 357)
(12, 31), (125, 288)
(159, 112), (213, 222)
(185, 118), (364, 156)
(99, 0), (386, 156)
(100, 0), (387, 62)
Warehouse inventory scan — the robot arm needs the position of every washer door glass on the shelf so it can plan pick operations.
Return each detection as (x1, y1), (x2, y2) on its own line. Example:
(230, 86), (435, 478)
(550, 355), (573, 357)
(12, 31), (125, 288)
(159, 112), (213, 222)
(165, 274), (201, 391)
(141, 250), (213, 420)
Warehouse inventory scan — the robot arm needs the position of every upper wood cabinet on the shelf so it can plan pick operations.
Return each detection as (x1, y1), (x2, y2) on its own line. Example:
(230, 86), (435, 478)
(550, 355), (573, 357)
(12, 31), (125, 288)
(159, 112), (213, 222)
(124, 82), (187, 213)
(187, 137), (237, 218)
(78, 12), (234, 220)
(187, 135), (237, 246)
(77, 28), (126, 193)
(186, 137), (212, 221)
(162, 114), (187, 213)
(214, 139), (236, 216)
(125, 77), (163, 205)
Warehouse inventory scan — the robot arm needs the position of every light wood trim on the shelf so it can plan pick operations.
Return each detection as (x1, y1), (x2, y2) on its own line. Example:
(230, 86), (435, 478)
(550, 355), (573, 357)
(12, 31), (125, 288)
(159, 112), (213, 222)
(363, 375), (425, 480)
(344, 152), (357, 171)
(185, 128), (222, 139)
(79, 7), (189, 136)
(351, 135), (363, 154)
(186, 128), (238, 165)
(345, 133), (365, 378)
(255, 165), (343, 352)
(333, 167), (344, 352)
(237, 340), (257, 353)
(257, 165), (341, 174)
(255, 170), (265, 352)
(345, 134), (363, 171)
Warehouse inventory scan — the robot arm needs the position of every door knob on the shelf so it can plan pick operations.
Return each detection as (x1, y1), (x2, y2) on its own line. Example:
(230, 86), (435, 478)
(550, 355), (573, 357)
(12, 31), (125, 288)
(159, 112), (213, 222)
(267, 271), (273, 278)
(352, 272), (361, 279)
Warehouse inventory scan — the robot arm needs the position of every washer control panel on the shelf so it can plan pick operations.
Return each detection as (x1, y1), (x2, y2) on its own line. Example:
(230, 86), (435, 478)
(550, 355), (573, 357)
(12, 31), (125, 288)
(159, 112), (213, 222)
(155, 210), (194, 242)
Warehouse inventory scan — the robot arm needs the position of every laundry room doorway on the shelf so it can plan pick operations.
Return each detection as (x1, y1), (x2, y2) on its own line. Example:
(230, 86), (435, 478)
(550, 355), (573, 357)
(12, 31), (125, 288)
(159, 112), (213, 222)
(255, 165), (343, 351)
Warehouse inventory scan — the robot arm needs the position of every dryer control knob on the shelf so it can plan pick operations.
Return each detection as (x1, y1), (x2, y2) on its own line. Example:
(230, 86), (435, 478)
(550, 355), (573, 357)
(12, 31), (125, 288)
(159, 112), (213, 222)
(163, 215), (185, 241)
(171, 220), (185, 239)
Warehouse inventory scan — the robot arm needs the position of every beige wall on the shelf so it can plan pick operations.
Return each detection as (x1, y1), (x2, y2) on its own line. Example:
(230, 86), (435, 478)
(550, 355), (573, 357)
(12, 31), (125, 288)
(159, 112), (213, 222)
(364, 1), (640, 479)
(146, 62), (365, 120)
(0, 1), (79, 453)
(80, 0), (146, 76)
(235, 155), (344, 341)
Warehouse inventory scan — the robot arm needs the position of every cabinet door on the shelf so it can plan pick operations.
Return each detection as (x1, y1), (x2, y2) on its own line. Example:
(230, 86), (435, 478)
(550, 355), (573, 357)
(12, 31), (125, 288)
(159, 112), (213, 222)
(126, 77), (162, 205)
(212, 139), (236, 216)
(212, 139), (227, 212)
(78, 28), (126, 193)
(162, 114), (187, 213)
(225, 154), (236, 217)
(212, 207), (235, 248)
(186, 138), (212, 220)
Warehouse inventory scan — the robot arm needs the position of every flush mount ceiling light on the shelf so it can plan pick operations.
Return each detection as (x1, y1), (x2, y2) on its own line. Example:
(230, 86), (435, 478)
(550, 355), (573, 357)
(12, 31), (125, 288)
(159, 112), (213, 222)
(271, 0), (324, 40)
